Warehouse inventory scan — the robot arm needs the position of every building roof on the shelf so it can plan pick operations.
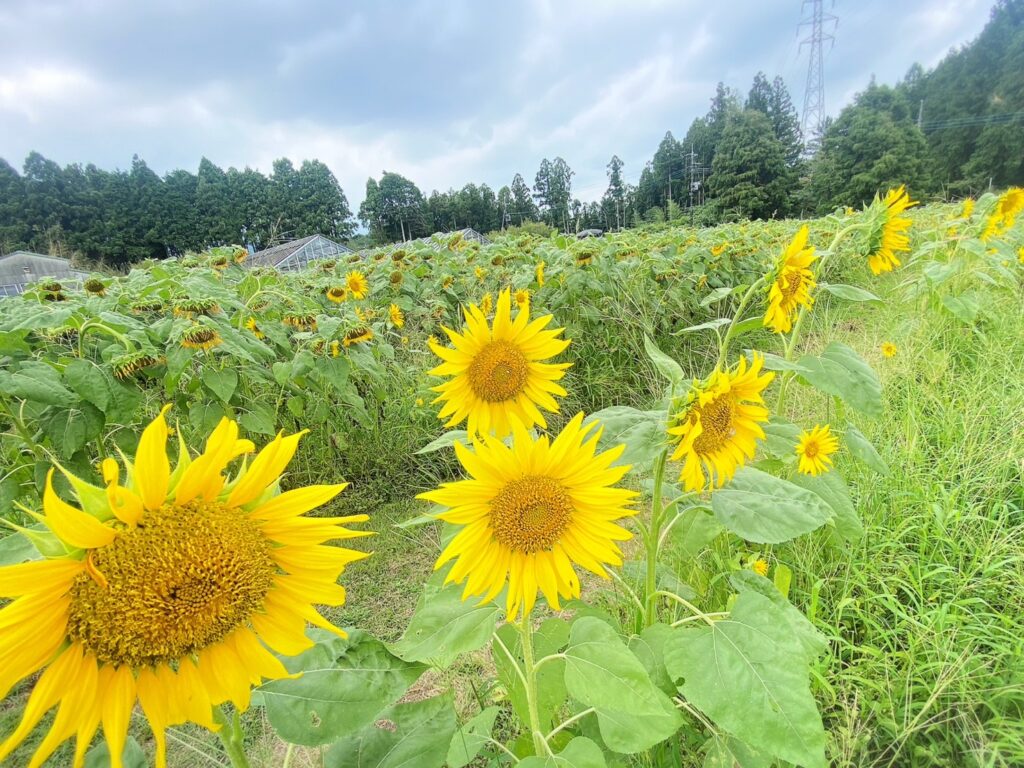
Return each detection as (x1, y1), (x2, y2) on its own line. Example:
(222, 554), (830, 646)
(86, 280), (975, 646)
(0, 251), (89, 296)
(243, 234), (352, 271)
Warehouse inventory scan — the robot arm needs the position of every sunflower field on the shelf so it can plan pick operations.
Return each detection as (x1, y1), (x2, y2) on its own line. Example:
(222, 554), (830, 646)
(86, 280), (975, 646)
(1, 187), (1023, 768)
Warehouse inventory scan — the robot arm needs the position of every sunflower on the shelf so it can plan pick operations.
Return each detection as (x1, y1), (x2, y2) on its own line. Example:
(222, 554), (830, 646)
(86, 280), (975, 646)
(711, 243), (727, 257)
(795, 424), (840, 475)
(111, 351), (162, 381)
(668, 354), (774, 492)
(326, 286), (347, 303)
(514, 288), (530, 311)
(389, 304), (405, 328)
(244, 317), (265, 340)
(764, 225), (816, 334)
(752, 558), (769, 577)
(83, 278), (106, 296)
(535, 261), (545, 287)
(960, 197), (975, 219)
(419, 413), (637, 617)
(982, 187), (1024, 241)
(0, 408), (369, 768)
(180, 326), (222, 351)
(428, 288), (570, 438)
(881, 342), (897, 358)
(479, 293), (494, 316)
(345, 271), (369, 299)
(343, 327), (373, 347)
(474, 266), (487, 282)
(866, 186), (916, 275)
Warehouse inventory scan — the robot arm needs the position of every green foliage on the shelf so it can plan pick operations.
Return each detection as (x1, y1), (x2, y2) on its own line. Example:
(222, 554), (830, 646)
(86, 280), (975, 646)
(709, 110), (791, 220)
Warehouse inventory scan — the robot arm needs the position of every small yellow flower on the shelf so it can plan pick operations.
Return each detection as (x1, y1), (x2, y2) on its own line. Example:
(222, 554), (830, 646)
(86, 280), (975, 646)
(960, 197), (975, 218)
(345, 271), (369, 299)
(354, 307), (367, 323)
(711, 243), (727, 257)
(535, 261), (545, 287)
(514, 288), (530, 310)
(764, 225), (816, 334)
(474, 266), (487, 281)
(866, 186), (916, 275)
(881, 342), (897, 358)
(389, 304), (405, 328)
(844, 206), (855, 216)
(427, 334), (439, 348)
(326, 286), (347, 303)
(244, 317), (265, 340)
(795, 424), (840, 476)
(330, 340), (341, 357)
(752, 559), (770, 577)
(479, 292), (494, 315)
(442, 276), (455, 290)
(415, 397), (424, 407)
(401, 336), (409, 346)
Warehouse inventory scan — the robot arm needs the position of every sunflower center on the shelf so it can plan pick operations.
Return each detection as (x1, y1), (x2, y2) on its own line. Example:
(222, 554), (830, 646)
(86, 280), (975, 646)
(691, 394), (737, 455)
(780, 270), (803, 303)
(802, 440), (820, 459)
(66, 501), (276, 667)
(468, 340), (529, 402)
(490, 476), (573, 554)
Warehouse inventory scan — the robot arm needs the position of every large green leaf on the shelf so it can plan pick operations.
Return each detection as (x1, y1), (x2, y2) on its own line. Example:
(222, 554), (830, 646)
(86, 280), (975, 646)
(0, 532), (40, 566)
(585, 406), (666, 470)
(664, 591), (827, 768)
(728, 571), (827, 663)
(389, 580), (498, 668)
(63, 359), (112, 413)
(797, 342), (882, 417)
(843, 425), (889, 475)
(665, 505), (723, 560)
(446, 706), (500, 768)
(790, 470), (863, 542)
(84, 736), (147, 768)
(202, 367), (238, 402)
(627, 623), (677, 695)
(818, 282), (882, 303)
(261, 630), (425, 746)
(518, 737), (607, 767)
(40, 403), (104, 459)
(0, 361), (77, 406)
(325, 694), (457, 768)
(711, 467), (833, 544)
(702, 735), (772, 768)
(415, 430), (468, 455)
(643, 334), (684, 387)
(563, 617), (682, 753)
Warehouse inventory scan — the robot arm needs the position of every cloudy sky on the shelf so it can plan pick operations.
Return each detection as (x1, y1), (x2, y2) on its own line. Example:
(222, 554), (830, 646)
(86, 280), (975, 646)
(0, 0), (994, 207)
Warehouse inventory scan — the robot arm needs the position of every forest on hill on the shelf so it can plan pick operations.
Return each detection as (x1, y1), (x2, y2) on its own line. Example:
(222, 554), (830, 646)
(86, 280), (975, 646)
(0, 0), (1020, 265)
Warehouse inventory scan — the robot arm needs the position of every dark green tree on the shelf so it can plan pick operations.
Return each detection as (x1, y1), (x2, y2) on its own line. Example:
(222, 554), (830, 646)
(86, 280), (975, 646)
(708, 109), (789, 219)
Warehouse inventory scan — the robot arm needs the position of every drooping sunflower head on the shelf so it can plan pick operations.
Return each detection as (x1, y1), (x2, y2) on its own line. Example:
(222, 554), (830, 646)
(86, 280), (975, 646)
(711, 243), (727, 257)
(764, 225), (817, 334)
(474, 266), (487, 281)
(420, 413), (637, 618)
(389, 303), (405, 328)
(795, 424), (840, 475)
(390, 270), (404, 286)
(111, 350), (162, 381)
(343, 327), (374, 347)
(864, 186), (917, 275)
(173, 297), (221, 318)
(668, 353), (775, 492)
(83, 277), (106, 296)
(180, 325), (222, 351)
(284, 313), (318, 333)
(345, 270), (369, 299)
(881, 341), (897, 358)
(0, 408), (369, 768)
(326, 286), (347, 303)
(428, 288), (571, 438)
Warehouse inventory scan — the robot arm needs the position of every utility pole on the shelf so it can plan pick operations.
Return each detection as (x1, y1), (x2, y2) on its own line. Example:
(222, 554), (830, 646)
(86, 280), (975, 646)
(917, 99), (924, 129)
(798, 0), (837, 153)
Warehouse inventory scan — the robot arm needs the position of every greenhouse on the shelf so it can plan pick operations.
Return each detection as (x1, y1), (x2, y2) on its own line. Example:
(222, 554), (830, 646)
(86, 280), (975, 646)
(243, 234), (352, 272)
(0, 251), (88, 296)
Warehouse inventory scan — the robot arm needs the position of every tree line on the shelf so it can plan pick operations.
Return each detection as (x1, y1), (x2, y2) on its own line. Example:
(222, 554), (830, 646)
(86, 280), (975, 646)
(0, 0), (1020, 262)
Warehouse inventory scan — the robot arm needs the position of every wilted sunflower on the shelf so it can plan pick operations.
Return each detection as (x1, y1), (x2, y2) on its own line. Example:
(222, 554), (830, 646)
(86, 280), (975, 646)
(795, 424), (839, 475)
(668, 354), (774, 492)
(180, 326), (222, 351)
(173, 298), (221, 318)
(345, 271), (369, 299)
(284, 314), (318, 333)
(0, 408), (369, 768)
(326, 286), (347, 303)
(390, 270), (404, 286)
(343, 327), (373, 347)
(428, 288), (570, 438)
(83, 278), (106, 296)
(881, 342), (897, 358)
(420, 413), (637, 618)
(764, 225), (816, 334)
(111, 351), (162, 381)
(535, 261), (545, 287)
(389, 304), (405, 328)
(865, 186), (916, 275)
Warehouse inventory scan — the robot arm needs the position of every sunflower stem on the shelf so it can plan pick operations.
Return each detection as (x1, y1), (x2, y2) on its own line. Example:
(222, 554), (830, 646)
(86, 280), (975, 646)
(517, 611), (553, 757)
(716, 276), (766, 369)
(213, 706), (252, 768)
(644, 448), (668, 627)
